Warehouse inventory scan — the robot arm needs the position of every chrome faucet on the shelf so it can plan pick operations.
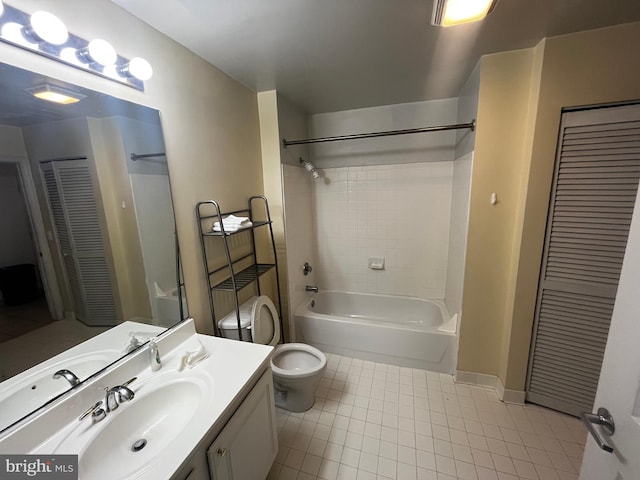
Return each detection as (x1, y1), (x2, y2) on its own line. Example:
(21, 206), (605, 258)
(52, 369), (80, 386)
(305, 285), (319, 293)
(79, 377), (136, 423)
(104, 384), (135, 412)
(149, 337), (162, 371)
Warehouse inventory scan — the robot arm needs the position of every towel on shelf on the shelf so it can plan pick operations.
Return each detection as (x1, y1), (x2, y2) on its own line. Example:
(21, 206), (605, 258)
(213, 223), (252, 232)
(212, 214), (253, 232)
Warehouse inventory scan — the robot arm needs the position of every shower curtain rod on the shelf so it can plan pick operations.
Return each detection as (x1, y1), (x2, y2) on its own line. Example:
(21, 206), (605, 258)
(282, 119), (475, 148)
(130, 152), (167, 161)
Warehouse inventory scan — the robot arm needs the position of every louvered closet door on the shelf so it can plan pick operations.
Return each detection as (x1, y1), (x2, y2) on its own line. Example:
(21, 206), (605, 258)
(42, 163), (87, 320)
(526, 104), (640, 416)
(41, 160), (117, 326)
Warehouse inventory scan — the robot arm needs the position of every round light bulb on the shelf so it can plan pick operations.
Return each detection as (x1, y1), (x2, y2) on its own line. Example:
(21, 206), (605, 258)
(87, 39), (117, 66)
(2, 22), (37, 47)
(60, 47), (83, 66)
(102, 64), (121, 80)
(127, 57), (153, 81)
(30, 11), (68, 45)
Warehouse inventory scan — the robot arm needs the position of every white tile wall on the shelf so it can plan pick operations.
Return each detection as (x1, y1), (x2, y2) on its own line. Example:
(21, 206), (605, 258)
(313, 162), (453, 298)
(445, 153), (473, 317)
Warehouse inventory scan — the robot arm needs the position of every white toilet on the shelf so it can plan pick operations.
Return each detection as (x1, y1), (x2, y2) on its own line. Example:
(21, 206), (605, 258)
(218, 296), (326, 412)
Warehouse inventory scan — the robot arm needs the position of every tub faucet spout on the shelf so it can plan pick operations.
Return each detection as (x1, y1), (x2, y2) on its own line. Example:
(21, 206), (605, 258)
(306, 285), (319, 293)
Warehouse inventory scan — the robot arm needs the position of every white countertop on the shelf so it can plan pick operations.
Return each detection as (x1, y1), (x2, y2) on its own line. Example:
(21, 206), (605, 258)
(0, 319), (273, 480)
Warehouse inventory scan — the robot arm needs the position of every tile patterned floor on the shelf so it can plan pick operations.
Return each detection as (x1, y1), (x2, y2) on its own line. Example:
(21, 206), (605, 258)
(269, 354), (586, 480)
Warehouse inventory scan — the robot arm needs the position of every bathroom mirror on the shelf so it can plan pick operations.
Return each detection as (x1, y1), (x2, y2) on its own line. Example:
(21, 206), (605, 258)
(0, 62), (187, 432)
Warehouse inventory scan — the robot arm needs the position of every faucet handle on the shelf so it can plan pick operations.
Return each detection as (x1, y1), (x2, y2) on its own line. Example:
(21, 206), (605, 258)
(122, 377), (137, 387)
(79, 401), (103, 421)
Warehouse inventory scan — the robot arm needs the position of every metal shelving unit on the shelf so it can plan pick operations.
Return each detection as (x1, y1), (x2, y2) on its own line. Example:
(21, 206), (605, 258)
(196, 195), (283, 339)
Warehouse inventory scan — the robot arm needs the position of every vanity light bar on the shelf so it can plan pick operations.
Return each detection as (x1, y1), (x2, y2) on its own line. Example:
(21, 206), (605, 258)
(0, 2), (152, 91)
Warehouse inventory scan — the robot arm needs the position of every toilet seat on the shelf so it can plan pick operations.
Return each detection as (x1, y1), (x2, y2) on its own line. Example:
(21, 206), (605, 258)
(251, 295), (280, 346)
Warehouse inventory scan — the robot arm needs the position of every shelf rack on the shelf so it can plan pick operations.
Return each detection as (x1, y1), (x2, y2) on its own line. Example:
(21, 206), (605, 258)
(195, 195), (283, 339)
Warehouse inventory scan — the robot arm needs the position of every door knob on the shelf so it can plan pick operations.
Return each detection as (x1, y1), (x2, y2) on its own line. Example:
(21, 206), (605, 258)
(581, 407), (615, 453)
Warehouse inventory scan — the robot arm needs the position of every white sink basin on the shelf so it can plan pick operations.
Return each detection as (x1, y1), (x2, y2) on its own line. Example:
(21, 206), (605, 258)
(55, 376), (210, 480)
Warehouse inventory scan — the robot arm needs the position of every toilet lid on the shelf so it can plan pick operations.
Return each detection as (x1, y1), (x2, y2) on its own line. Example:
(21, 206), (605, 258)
(251, 295), (280, 346)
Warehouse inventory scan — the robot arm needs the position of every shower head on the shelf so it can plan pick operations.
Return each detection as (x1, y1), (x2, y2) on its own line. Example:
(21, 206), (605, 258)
(299, 157), (320, 179)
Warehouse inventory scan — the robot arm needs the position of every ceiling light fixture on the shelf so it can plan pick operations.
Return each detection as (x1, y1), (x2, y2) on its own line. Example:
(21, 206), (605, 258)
(0, 3), (152, 90)
(26, 84), (86, 104)
(431, 0), (498, 27)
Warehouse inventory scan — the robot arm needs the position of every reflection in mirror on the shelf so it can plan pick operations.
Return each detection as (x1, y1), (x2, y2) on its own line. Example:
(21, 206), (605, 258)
(0, 62), (188, 432)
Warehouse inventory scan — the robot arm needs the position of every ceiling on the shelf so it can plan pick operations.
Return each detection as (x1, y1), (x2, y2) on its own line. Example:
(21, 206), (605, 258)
(112, 0), (640, 113)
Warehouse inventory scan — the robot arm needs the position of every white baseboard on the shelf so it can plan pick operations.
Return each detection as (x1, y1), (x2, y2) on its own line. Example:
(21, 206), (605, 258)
(495, 377), (526, 404)
(455, 370), (525, 405)
(455, 370), (498, 389)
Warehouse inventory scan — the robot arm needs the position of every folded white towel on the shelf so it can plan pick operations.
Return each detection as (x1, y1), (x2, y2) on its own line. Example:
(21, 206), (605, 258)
(213, 221), (253, 232)
(213, 214), (252, 231)
(220, 214), (250, 225)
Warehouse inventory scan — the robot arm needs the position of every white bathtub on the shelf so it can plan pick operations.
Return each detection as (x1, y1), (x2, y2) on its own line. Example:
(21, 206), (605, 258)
(294, 290), (457, 373)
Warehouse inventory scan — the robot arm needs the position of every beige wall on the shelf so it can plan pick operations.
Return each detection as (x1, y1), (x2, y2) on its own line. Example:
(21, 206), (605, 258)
(458, 47), (541, 377)
(0, 126), (28, 158)
(507, 22), (640, 391)
(459, 22), (640, 391)
(1, 0), (264, 334)
(258, 91), (311, 340)
(257, 91), (289, 338)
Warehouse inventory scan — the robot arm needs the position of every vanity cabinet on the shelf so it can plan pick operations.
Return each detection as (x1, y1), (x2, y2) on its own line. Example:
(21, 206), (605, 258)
(207, 368), (278, 479)
(172, 368), (278, 480)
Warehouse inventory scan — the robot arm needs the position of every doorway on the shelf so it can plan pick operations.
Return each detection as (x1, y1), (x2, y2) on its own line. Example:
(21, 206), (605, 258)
(526, 103), (640, 416)
(0, 162), (54, 343)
